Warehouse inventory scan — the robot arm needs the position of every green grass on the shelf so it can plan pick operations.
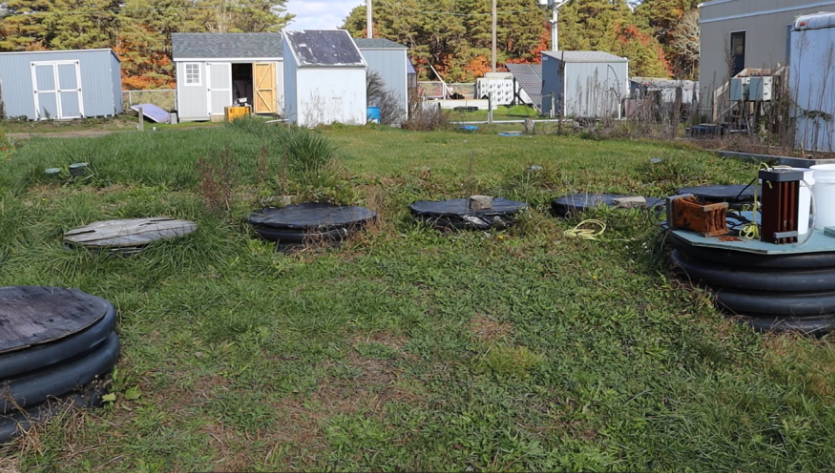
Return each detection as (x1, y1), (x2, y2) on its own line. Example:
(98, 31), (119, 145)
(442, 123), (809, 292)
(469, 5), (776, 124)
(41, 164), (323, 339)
(448, 105), (539, 122)
(2, 124), (835, 472)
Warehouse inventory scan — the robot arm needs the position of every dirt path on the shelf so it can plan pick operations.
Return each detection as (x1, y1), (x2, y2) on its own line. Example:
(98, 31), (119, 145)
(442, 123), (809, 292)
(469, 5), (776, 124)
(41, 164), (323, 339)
(7, 126), (215, 140)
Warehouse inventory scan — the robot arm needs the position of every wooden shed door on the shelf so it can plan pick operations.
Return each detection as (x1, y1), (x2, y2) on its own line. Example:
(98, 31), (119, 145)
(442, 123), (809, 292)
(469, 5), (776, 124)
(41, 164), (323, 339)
(254, 62), (276, 114)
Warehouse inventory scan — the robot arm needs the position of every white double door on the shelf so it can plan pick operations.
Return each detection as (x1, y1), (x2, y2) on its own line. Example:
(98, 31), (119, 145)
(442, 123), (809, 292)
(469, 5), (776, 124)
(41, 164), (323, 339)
(31, 60), (84, 120)
(206, 63), (232, 116)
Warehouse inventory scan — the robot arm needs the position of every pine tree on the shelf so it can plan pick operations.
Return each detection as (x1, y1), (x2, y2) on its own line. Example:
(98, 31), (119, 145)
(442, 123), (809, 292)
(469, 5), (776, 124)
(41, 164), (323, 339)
(1, 0), (55, 50)
(343, 0), (546, 81)
(43, 0), (122, 50)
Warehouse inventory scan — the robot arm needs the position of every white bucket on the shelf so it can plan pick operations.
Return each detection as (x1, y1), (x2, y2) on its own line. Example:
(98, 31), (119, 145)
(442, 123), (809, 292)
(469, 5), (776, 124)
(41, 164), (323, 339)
(792, 168), (815, 235)
(811, 164), (835, 230)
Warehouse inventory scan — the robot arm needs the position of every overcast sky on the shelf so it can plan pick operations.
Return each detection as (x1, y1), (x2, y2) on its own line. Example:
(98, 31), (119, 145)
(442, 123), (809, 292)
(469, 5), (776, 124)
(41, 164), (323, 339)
(287, 0), (363, 30)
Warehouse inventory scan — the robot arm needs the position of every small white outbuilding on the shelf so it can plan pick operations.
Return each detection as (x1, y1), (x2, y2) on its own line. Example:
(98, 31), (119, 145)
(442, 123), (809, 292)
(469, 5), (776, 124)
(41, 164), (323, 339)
(283, 30), (367, 127)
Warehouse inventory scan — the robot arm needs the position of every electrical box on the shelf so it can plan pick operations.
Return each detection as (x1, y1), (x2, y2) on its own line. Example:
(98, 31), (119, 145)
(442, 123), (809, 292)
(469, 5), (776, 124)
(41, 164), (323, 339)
(730, 77), (750, 101)
(749, 76), (773, 101)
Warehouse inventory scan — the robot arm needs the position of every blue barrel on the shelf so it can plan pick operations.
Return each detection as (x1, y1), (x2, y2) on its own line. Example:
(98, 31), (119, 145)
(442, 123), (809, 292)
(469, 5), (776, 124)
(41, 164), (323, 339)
(367, 107), (381, 123)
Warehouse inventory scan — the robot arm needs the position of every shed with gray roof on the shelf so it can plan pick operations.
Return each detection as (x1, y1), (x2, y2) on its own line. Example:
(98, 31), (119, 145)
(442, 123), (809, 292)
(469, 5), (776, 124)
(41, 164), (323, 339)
(0, 48), (122, 121)
(283, 30), (367, 126)
(354, 38), (410, 122)
(541, 50), (629, 118)
(172, 33), (285, 121)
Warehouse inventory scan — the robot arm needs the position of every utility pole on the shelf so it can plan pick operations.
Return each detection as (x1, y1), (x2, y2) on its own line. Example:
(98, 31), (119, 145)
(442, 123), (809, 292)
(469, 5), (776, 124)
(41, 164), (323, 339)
(366, 0), (372, 38)
(547, 0), (573, 52)
(491, 0), (497, 72)
(550, 3), (558, 51)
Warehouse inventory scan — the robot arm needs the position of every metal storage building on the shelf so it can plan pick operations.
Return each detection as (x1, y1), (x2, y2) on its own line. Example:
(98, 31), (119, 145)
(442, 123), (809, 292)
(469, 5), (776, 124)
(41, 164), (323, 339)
(0, 49), (122, 121)
(172, 33), (284, 122)
(354, 38), (409, 121)
(791, 11), (835, 152)
(283, 30), (367, 127)
(541, 51), (629, 118)
(699, 0), (835, 113)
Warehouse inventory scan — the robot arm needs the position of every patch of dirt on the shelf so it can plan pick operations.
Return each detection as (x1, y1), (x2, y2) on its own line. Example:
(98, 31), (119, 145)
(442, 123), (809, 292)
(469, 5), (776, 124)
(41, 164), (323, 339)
(189, 375), (232, 404)
(264, 336), (425, 461)
(202, 423), (258, 471)
(470, 314), (514, 342)
(7, 130), (129, 140)
(350, 331), (409, 350)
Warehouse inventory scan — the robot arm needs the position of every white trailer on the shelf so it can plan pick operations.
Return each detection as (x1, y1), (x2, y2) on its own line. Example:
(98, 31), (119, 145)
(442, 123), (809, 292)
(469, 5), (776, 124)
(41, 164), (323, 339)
(791, 12), (835, 152)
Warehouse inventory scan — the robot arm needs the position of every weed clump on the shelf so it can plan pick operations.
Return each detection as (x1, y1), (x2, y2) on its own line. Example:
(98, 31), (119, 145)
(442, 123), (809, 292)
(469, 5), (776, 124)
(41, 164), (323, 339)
(402, 93), (450, 131)
(367, 71), (405, 125)
(197, 143), (237, 214)
(227, 117), (344, 199)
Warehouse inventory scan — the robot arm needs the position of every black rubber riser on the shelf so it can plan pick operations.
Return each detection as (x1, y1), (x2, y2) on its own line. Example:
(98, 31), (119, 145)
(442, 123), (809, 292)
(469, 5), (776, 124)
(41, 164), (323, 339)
(0, 297), (116, 379)
(737, 314), (835, 335)
(672, 250), (835, 292)
(0, 333), (119, 414)
(0, 381), (108, 444)
(715, 289), (835, 316)
(670, 234), (835, 270)
(415, 216), (515, 231)
(252, 226), (351, 244)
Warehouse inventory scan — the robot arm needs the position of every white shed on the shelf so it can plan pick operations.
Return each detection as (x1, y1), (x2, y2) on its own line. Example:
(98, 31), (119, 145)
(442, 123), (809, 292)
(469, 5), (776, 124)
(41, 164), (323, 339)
(283, 30), (367, 127)
(541, 51), (629, 118)
(172, 33), (284, 122)
(791, 11), (835, 152)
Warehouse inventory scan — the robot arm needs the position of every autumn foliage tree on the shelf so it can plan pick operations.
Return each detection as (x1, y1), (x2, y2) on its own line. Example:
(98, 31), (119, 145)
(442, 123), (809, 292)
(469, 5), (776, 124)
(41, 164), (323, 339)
(345, 0), (687, 81)
(634, 0), (700, 78)
(343, 0), (548, 81)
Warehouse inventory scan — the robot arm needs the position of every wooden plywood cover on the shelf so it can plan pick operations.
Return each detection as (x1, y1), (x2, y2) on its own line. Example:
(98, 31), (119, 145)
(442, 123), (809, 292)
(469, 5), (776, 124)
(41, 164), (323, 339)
(0, 287), (107, 354)
(254, 62), (276, 114)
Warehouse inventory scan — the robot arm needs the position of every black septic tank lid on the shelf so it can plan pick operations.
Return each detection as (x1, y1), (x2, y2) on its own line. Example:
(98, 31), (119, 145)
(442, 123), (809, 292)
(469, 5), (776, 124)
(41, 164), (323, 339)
(0, 286), (108, 354)
(410, 198), (528, 230)
(248, 202), (376, 248)
(552, 193), (664, 218)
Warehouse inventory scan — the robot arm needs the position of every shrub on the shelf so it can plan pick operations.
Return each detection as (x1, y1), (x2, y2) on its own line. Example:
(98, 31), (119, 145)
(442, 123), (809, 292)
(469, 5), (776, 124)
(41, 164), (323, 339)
(367, 71), (405, 125)
(402, 93), (450, 131)
(196, 143), (237, 214)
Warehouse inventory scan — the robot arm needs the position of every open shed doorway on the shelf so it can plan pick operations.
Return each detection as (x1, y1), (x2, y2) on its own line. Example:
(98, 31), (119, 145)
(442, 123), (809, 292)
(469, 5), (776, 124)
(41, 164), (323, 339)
(231, 63), (253, 108)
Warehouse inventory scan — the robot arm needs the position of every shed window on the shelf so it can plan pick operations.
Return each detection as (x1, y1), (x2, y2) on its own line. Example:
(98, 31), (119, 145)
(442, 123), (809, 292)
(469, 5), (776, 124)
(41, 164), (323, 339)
(185, 63), (201, 85)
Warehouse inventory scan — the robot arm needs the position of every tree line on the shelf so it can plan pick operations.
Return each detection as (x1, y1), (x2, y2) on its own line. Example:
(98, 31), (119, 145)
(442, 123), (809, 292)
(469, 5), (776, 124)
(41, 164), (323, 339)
(343, 0), (700, 81)
(0, 0), (699, 89)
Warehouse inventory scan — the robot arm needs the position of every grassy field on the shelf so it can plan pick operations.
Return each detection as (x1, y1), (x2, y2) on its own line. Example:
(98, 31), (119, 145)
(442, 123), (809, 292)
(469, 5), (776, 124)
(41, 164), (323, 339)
(2, 122), (835, 472)
(447, 105), (539, 122)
